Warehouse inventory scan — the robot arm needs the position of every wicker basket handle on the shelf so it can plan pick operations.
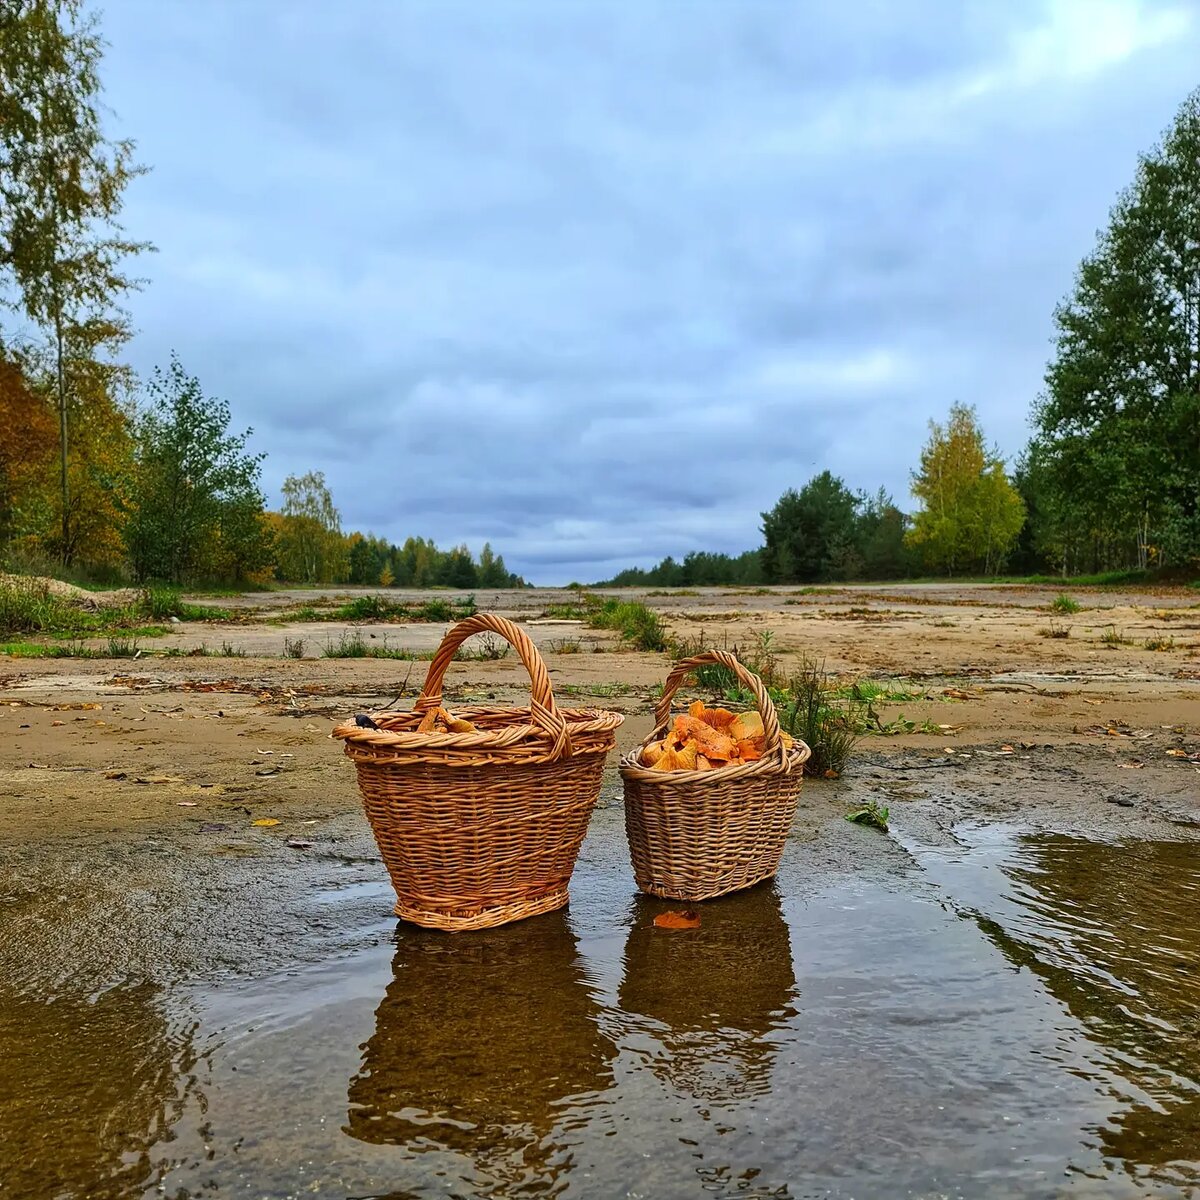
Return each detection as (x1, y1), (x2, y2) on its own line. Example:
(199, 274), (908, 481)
(654, 650), (786, 759)
(416, 613), (573, 760)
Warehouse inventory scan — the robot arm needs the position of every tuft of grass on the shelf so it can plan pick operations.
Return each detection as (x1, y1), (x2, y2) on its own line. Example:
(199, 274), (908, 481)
(674, 629), (781, 695)
(1038, 620), (1071, 639)
(283, 637), (306, 659)
(140, 585), (231, 621)
(1100, 624), (1128, 646)
(584, 596), (669, 652)
(549, 636), (582, 654)
(1144, 635), (1175, 651)
(778, 657), (865, 778)
(321, 630), (427, 660)
(1050, 594), (1081, 614)
(328, 594), (477, 624)
(0, 578), (84, 635)
(555, 681), (637, 698)
(324, 629), (369, 658)
(837, 679), (919, 704)
(106, 635), (141, 658)
(0, 639), (98, 658)
(453, 633), (510, 661)
(541, 602), (587, 619)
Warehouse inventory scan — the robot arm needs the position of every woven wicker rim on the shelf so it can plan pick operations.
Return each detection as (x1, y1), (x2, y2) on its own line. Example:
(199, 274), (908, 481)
(619, 649), (811, 784)
(331, 612), (623, 764)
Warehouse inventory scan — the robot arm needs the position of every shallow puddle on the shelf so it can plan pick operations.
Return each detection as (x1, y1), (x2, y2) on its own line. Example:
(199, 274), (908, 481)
(2, 825), (1199, 1199)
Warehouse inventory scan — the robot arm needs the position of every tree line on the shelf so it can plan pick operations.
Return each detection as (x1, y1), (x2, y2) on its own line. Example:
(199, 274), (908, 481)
(0, 2), (523, 589)
(598, 403), (1024, 585)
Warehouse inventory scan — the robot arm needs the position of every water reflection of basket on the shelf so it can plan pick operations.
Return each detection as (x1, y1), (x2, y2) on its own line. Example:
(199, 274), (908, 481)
(346, 912), (615, 1186)
(618, 886), (796, 1103)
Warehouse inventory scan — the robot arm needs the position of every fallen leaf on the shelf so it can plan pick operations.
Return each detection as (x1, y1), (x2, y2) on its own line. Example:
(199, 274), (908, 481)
(104, 770), (127, 780)
(1000, 744), (1014, 753)
(251, 818), (279, 827)
(1119, 761), (1145, 769)
(1166, 748), (1189, 758)
(50, 720), (64, 727)
(654, 909), (701, 930)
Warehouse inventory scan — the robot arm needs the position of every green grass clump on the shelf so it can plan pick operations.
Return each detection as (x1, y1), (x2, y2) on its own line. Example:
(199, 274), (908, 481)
(541, 603), (588, 619)
(321, 630), (427, 660)
(584, 596), (669, 652)
(1050, 594), (1082, 614)
(330, 594), (476, 623)
(140, 584), (232, 621)
(836, 679), (919, 704)
(1144, 635), (1175, 651)
(778, 657), (865, 778)
(1100, 624), (1128, 645)
(673, 629), (781, 695)
(0, 639), (97, 658)
(106, 636), (141, 658)
(0, 579), (85, 635)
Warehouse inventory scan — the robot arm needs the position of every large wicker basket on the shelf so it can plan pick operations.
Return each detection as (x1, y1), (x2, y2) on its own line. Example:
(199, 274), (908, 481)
(332, 613), (623, 931)
(619, 650), (810, 902)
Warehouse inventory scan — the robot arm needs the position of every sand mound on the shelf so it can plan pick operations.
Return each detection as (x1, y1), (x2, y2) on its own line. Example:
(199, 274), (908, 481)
(0, 574), (142, 610)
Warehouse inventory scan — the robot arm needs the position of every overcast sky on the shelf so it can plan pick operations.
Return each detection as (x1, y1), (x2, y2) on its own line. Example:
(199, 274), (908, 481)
(100, 0), (1199, 583)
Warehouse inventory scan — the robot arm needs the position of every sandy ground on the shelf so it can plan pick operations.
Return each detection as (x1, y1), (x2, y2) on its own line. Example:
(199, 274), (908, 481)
(3, 583), (1198, 840)
(1, 581), (1198, 980)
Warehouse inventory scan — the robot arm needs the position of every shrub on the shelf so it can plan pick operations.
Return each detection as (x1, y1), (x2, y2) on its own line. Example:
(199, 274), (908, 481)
(1050, 594), (1081, 614)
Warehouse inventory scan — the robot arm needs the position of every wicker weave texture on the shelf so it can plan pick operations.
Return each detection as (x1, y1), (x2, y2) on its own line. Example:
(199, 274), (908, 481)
(619, 650), (810, 902)
(332, 613), (622, 931)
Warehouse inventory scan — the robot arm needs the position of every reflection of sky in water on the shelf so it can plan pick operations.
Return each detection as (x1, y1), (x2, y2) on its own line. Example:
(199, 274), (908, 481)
(4, 828), (1199, 1198)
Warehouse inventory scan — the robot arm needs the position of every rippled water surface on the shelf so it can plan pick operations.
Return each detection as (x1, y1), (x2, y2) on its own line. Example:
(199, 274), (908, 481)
(3, 827), (1199, 1199)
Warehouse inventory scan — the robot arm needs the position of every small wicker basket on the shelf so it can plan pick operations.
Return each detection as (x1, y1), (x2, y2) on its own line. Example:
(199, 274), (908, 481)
(619, 649), (810, 902)
(332, 613), (623, 931)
